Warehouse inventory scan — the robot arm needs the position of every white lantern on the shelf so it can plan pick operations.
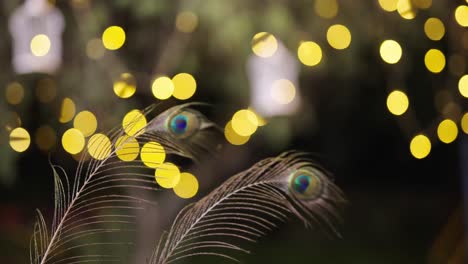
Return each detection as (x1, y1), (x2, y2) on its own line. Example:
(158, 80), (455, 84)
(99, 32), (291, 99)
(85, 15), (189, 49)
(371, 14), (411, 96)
(9, 0), (65, 74)
(246, 40), (301, 118)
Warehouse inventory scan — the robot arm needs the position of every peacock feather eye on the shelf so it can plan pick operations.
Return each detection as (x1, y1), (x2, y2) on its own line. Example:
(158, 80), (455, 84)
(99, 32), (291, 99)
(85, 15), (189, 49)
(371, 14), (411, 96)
(170, 114), (188, 135)
(288, 168), (323, 200)
(166, 110), (200, 138)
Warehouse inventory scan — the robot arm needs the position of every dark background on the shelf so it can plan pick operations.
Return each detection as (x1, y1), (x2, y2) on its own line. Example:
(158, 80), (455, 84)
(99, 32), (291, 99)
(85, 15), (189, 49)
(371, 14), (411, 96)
(0, 0), (465, 263)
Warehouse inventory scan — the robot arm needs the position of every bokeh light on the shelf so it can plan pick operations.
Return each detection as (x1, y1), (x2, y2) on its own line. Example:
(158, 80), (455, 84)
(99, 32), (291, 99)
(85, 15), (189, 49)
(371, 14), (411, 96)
(231, 109), (259, 137)
(9, 127), (30, 152)
(455, 5), (468, 27)
(115, 135), (139, 161)
(5, 82), (24, 105)
(387, 90), (409, 116)
(458, 75), (468, 98)
(176, 11), (198, 33)
(251, 32), (278, 58)
(314, 0), (338, 19)
(378, 0), (398, 12)
(172, 73), (197, 100)
(424, 49), (446, 73)
(410, 134), (431, 159)
(102, 26), (126, 50)
(30, 34), (51, 57)
(35, 125), (56, 151)
(152, 76), (174, 100)
(113, 73), (136, 99)
(36, 78), (57, 103)
(297, 41), (322, 67)
(62, 128), (85, 154)
(141, 141), (166, 168)
(413, 0), (432, 9)
(437, 119), (458, 144)
(397, 0), (416, 20)
(87, 133), (112, 160)
(155, 162), (181, 188)
(59, 98), (76, 123)
(73, 111), (98, 137)
(380, 40), (402, 64)
(461, 113), (468, 134)
(173, 172), (199, 199)
(86, 38), (105, 59)
(424, 18), (445, 41)
(122, 110), (147, 136)
(326, 24), (351, 50)
(270, 79), (296, 105)
(224, 121), (250, 145)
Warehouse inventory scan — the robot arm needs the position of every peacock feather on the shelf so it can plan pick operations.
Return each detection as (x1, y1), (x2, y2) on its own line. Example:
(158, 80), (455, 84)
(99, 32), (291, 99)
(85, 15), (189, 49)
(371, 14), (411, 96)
(30, 103), (220, 264)
(150, 151), (345, 264)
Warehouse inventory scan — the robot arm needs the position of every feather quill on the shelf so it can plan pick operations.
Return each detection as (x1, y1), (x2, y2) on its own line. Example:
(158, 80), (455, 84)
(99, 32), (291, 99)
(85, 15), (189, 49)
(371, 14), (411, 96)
(30, 103), (220, 264)
(150, 151), (345, 264)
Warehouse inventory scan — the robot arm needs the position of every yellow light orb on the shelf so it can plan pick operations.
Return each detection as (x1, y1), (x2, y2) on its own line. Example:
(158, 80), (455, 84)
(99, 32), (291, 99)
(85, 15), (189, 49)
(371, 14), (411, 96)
(224, 121), (250, 146)
(87, 133), (112, 160)
(35, 125), (56, 151)
(424, 18), (445, 41)
(173, 172), (199, 199)
(59, 98), (76, 123)
(437, 119), (458, 144)
(410, 134), (431, 159)
(461, 113), (468, 134)
(326, 24), (351, 50)
(9, 127), (31, 152)
(459, 75), (468, 98)
(378, 0), (398, 12)
(115, 135), (139, 161)
(62, 128), (85, 154)
(102, 26), (126, 50)
(172, 73), (197, 100)
(314, 0), (338, 19)
(424, 49), (446, 73)
(231, 109), (259, 137)
(30, 34), (51, 57)
(387, 90), (409, 116)
(155, 162), (180, 188)
(141, 141), (166, 168)
(297, 41), (322, 67)
(36, 78), (57, 103)
(151, 76), (174, 100)
(122, 110), (147, 136)
(397, 0), (416, 19)
(5, 82), (24, 105)
(413, 0), (432, 9)
(271, 79), (296, 105)
(380, 40), (402, 64)
(251, 32), (278, 58)
(176, 11), (198, 33)
(86, 38), (105, 60)
(113, 73), (136, 99)
(73, 111), (98, 137)
(455, 5), (468, 27)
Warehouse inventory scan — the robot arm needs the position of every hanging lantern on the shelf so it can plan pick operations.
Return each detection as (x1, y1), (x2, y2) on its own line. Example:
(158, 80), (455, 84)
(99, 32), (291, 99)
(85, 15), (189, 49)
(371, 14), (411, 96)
(9, 0), (65, 74)
(246, 38), (301, 118)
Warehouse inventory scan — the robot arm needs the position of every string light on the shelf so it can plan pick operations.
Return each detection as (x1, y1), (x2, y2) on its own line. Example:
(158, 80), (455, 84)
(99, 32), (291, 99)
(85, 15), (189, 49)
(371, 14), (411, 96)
(424, 49), (446, 73)
(397, 0), (416, 20)
(113, 73), (136, 99)
(326, 24), (352, 50)
(458, 75), (468, 98)
(410, 134), (431, 159)
(115, 135), (139, 161)
(424, 18), (445, 41)
(270, 79), (296, 105)
(73, 111), (98, 137)
(87, 133), (112, 160)
(455, 5), (468, 27)
(297, 41), (322, 67)
(314, 0), (338, 19)
(175, 11), (198, 33)
(231, 109), (259, 137)
(59, 98), (76, 123)
(437, 119), (458, 144)
(9, 127), (30, 152)
(122, 110), (147, 136)
(30, 34), (51, 57)
(141, 141), (166, 168)
(387, 90), (409, 116)
(251, 32), (278, 58)
(102, 26), (126, 50)
(155, 162), (180, 188)
(5, 82), (24, 105)
(62, 128), (85, 154)
(224, 121), (250, 145)
(461, 113), (468, 134)
(378, 0), (398, 12)
(172, 73), (197, 100)
(173, 172), (199, 199)
(380, 40), (402, 64)
(152, 76), (174, 100)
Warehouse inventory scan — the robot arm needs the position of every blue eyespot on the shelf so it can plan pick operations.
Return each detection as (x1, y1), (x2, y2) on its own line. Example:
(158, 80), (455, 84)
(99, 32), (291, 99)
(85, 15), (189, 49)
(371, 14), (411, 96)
(170, 114), (188, 135)
(293, 175), (311, 194)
